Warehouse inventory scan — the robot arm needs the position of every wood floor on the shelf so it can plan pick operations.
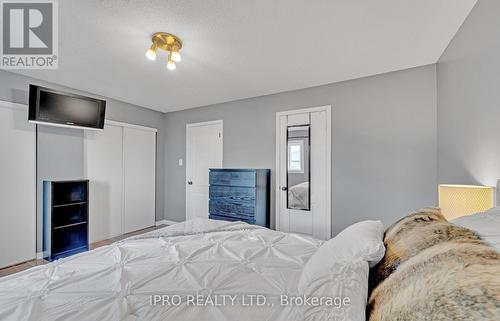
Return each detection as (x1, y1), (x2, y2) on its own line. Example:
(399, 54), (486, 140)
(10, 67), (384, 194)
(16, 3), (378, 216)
(0, 225), (166, 278)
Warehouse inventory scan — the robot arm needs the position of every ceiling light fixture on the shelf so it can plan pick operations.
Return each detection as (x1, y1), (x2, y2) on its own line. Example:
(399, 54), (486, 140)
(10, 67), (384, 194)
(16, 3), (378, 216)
(145, 32), (182, 70)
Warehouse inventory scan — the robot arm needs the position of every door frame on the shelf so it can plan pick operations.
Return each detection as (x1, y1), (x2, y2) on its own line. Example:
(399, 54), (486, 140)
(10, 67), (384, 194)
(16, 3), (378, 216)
(275, 106), (332, 238)
(185, 120), (223, 220)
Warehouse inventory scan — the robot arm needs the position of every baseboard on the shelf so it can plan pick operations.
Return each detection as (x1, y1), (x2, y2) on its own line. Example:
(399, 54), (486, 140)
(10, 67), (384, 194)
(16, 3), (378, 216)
(36, 251), (48, 260)
(155, 219), (180, 226)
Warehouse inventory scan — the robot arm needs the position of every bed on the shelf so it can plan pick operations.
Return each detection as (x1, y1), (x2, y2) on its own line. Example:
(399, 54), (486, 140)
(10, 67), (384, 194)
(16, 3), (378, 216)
(451, 207), (500, 251)
(0, 219), (385, 321)
(2, 207), (498, 321)
(367, 208), (500, 321)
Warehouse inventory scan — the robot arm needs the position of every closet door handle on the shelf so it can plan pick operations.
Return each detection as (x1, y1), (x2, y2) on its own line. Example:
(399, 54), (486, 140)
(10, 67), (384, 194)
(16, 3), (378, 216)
(187, 181), (193, 185)
(281, 186), (287, 191)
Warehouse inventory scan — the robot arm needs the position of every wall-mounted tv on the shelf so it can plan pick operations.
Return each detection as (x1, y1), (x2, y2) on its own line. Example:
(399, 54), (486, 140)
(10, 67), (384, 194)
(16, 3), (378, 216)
(28, 85), (106, 130)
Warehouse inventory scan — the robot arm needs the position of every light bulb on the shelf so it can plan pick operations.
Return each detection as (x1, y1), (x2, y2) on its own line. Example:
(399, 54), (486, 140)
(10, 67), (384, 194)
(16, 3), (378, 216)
(171, 51), (181, 62)
(145, 44), (157, 60)
(145, 49), (156, 60)
(167, 59), (176, 70)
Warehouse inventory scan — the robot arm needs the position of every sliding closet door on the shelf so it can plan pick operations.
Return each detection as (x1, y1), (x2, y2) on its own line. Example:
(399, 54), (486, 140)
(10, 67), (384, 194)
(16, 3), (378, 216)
(0, 103), (35, 268)
(84, 124), (123, 243)
(123, 127), (156, 233)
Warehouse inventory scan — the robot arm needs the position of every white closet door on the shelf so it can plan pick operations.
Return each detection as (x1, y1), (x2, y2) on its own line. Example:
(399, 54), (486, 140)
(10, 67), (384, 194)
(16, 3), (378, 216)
(84, 124), (123, 243)
(123, 127), (156, 233)
(0, 103), (35, 268)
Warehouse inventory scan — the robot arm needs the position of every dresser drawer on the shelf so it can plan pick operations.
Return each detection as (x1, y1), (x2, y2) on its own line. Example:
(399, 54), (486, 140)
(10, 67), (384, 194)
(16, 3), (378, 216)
(209, 199), (255, 218)
(209, 214), (256, 225)
(208, 168), (270, 228)
(209, 185), (256, 201)
(209, 170), (256, 187)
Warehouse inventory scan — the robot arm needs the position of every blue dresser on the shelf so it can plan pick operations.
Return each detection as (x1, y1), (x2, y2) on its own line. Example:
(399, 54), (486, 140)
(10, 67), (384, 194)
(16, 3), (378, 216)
(209, 169), (270, 227)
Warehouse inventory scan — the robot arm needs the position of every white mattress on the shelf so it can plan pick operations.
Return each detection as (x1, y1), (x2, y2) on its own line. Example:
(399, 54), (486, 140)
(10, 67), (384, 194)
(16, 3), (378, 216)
(0, 219), (323, 321)
(452, 207), (500, 251)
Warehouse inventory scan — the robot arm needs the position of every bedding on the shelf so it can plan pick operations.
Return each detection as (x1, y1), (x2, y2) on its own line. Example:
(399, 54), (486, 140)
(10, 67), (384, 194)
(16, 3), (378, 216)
(368, 208), (500, 321)
(0, 218), (383, 321)
(451, 206), (500, 250)
(298, 221), (385, 321)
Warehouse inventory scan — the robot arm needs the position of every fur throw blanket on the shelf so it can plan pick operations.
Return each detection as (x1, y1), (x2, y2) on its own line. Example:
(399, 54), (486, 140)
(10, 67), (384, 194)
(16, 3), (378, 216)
(367, 208), (500, 321)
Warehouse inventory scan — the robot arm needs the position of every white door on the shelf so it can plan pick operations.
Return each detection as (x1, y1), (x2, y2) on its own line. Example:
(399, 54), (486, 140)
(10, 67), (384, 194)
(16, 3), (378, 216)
(276, 106), (331, 240)
(123, 127), (156, 233)
(186, 121), (223, 220)
(0, 102), (35, 268)
(84, 124), (123, 242)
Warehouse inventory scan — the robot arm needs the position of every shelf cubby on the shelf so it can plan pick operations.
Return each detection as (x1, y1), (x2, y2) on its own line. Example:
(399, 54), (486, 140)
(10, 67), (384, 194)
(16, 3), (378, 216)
(43, 180), (89, 261)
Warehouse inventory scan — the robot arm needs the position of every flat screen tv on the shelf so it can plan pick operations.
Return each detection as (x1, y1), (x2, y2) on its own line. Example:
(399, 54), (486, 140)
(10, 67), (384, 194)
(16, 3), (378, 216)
(29, 85), (106, 130)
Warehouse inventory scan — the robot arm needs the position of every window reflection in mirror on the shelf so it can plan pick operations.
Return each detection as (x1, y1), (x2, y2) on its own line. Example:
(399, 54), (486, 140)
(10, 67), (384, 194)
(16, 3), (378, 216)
(287, 125), (310, 211)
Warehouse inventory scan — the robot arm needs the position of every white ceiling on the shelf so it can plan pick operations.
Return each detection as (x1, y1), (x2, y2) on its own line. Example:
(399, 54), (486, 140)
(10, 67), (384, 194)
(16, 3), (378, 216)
(15, 0), (477, 113)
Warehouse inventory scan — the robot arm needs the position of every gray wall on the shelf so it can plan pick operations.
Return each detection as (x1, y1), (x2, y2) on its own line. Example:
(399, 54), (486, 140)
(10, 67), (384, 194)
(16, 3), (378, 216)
(165, 65), (438, 234)
(437, 0), (500, 188)
(0, 70), (166, 252)
(0, 62), (441, 238)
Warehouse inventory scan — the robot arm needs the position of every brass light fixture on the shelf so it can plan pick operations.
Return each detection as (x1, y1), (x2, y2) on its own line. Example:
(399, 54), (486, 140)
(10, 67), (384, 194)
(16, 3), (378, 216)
(145, 32), (182, 70)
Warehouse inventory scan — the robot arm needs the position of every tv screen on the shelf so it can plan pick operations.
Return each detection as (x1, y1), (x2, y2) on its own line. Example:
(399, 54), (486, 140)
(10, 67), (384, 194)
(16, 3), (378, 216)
(28, 85), (106, 130)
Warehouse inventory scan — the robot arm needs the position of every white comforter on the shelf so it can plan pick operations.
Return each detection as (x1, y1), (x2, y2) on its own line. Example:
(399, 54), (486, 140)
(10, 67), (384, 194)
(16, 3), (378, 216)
(0, 219), (323, 321)
(452, 207), (500, 251)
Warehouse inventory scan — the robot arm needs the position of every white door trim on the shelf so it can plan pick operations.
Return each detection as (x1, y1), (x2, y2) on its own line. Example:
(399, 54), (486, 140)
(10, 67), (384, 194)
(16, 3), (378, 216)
(185, 120), (223, 220)
(276, 105), (332, 117)
(275, 105), (332, 238)
(186, 119), (224, 129)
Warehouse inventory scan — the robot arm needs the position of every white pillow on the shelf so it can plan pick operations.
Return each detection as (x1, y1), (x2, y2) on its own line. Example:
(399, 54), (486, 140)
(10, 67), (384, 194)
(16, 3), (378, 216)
(297, 220), (385, 321)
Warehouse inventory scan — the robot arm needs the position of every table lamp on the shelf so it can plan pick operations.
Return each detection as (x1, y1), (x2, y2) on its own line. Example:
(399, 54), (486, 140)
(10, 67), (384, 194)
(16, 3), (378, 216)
(438, 184), (494, 220)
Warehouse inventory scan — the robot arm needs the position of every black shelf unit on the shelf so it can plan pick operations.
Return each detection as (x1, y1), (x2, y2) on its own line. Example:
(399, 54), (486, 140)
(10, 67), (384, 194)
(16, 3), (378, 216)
(43, 180), (89, 261)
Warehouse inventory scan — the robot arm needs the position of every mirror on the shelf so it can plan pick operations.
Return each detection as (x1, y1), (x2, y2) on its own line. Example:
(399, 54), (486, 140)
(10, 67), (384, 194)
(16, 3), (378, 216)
(287, 125), (310, 211)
